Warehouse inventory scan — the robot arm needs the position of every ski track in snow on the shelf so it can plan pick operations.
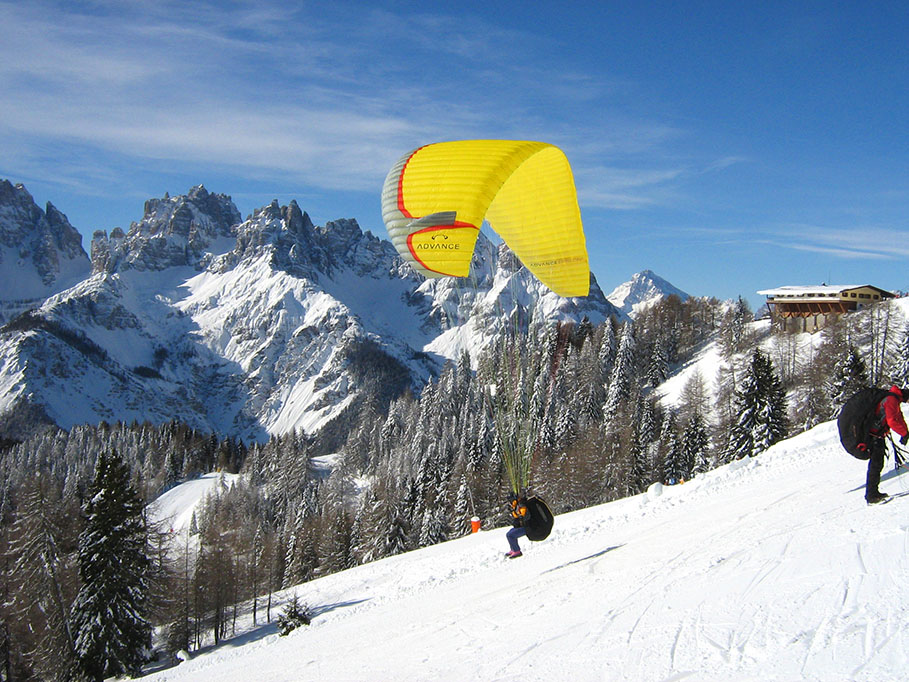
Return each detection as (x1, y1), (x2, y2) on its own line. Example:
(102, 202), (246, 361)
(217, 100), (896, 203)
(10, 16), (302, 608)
(145, 420), (909, 682)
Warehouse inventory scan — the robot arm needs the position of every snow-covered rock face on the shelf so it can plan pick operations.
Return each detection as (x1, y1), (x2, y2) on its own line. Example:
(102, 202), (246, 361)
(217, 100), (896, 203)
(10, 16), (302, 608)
(0, 180), (91, 321)
(607, 269), (689, 318)
(90, 185), (240, 274)
(0, 184), (621, 443)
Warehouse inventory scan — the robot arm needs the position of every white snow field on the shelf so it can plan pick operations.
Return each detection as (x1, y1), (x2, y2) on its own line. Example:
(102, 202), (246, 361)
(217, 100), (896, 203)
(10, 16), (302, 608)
(146, 422), (909, 682)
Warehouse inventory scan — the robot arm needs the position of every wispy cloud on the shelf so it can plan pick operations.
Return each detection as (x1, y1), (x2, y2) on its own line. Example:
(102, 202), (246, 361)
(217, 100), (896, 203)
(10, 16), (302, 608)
(576, 166), (685, 210)
(0, 2), (415, 189)
(703, 156), (750, 172)
(759, 223), (909, 260)
(0, 1), (700, 198)
(782, 242), (893, 260)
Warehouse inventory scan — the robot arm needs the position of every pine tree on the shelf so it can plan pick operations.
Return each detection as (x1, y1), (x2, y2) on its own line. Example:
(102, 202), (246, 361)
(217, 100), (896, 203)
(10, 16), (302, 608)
(382, 500), (411, 559)
(276, 593), (311, 636)
(604, 321), (636, 423)
(827, 345), (868, 409)
(598, 320), (617, 381)
(728, 349), (789, 459)
(628, 397), (651, 492)
(576, 335), (605, 428)
(660, 413), (684, 483)
(554, 403), (577, 453)
(639, 397), (663, 484)
(353, 482), (409, 563)
(890, 325), (909, 386)
(684, 413), (711, 476)
(419, 492), (449, 547)
(70, 450), (151, 681)
(452, 476), (473, 537)
(646, 334), (670, 388)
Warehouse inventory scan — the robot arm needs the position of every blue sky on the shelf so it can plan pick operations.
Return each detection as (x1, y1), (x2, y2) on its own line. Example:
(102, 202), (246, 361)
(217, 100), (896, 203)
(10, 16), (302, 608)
(2, 0), (906, 310)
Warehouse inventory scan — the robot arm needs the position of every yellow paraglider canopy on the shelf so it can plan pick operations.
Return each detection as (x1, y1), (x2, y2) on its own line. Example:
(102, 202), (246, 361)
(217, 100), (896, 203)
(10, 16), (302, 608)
(381, 140), (589, 297)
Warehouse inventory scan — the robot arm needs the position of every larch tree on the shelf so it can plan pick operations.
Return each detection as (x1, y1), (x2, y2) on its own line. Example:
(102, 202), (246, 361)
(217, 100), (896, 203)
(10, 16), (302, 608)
(8, 475), (80, 681)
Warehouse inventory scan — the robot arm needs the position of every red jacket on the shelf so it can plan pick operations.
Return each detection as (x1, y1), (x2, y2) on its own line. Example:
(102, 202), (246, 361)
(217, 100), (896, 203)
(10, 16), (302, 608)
(874, 385), (909, 439)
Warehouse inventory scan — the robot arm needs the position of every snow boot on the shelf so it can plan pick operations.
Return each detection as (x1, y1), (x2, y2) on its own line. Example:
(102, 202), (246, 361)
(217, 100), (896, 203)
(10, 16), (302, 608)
(505, 550), (523, 559)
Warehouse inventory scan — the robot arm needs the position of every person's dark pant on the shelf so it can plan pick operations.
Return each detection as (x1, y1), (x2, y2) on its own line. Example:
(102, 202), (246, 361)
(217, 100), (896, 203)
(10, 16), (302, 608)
(866, 438), (886, 499)
(506, 526), (526, 552)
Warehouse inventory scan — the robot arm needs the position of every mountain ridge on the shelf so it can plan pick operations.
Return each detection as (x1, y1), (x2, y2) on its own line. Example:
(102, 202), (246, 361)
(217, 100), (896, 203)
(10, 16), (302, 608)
(0, 182), (630, 443)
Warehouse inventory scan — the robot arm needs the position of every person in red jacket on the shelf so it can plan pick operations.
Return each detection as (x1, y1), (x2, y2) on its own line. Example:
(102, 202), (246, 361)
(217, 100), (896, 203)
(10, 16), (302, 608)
(866, 385), (909, 504)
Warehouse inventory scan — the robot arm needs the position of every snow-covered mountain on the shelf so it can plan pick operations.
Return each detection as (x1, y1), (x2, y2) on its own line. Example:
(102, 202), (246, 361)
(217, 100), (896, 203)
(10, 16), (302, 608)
(0, 183), (619, 442)
(143, 420), (909, 681)
(0, 180), (91, 324)
(607, 268), (688, 317)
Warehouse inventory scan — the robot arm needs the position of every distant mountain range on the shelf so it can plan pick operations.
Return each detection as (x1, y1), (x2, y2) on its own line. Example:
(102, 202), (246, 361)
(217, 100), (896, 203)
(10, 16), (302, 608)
(0, 180), (685, 443)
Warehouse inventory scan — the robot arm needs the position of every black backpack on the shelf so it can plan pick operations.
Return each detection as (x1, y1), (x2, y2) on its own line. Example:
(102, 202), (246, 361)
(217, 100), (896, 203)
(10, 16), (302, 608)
(837, 387), (891, 459)
(523, 496), (554, 541)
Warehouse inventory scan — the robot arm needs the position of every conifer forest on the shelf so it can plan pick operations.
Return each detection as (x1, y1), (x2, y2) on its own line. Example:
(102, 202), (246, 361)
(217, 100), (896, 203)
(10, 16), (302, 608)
(2, 295), (908, 680)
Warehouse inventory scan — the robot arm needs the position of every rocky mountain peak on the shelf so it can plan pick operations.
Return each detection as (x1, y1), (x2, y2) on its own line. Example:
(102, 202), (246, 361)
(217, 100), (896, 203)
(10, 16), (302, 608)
(91, 186), (241, 273)
(223, 198), (406, 282)
(607, 269), (689, 317)
(283, 200), (316, 237)
(0, 180), (91, 314)
(226, 199), (321, 278)
(1, 181), (85, 257)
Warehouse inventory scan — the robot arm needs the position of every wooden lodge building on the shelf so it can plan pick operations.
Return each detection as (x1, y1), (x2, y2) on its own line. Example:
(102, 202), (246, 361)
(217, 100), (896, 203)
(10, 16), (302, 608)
(757, 284), (896, 333)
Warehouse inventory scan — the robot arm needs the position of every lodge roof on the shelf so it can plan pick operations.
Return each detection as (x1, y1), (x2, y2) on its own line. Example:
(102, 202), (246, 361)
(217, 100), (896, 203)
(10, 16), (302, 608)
(757, 284), (895, 298)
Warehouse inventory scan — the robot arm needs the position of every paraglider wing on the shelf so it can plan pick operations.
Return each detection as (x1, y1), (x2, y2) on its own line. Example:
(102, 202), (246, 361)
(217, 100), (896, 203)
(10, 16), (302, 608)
(381, 140), (589, 297)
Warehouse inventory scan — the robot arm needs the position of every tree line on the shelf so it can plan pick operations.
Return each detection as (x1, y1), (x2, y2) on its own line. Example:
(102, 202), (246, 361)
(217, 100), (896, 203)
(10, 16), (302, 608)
(2, 295), (908, 679)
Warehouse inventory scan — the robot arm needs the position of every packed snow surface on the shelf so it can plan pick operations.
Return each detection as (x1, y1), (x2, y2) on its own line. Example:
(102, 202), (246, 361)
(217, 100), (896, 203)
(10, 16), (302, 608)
(146, 422), (909, 681)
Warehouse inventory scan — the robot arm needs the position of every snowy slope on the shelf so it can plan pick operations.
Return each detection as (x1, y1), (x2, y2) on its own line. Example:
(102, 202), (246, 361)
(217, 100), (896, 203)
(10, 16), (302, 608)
(145, 421), (909, 682)
(149, 472), (239, 535)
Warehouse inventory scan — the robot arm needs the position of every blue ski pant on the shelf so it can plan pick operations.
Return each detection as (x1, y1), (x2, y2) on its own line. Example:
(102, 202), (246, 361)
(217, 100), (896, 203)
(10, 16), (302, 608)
(506, 526), (526, 552)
